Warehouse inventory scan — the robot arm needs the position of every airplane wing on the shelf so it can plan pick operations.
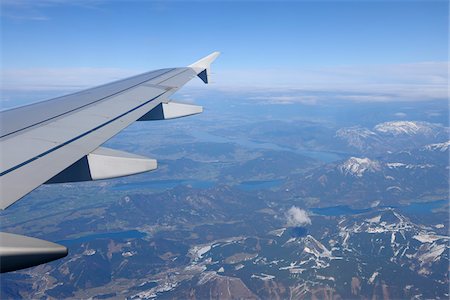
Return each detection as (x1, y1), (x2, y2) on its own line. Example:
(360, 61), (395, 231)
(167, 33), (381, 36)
(0, 52), (220, 272)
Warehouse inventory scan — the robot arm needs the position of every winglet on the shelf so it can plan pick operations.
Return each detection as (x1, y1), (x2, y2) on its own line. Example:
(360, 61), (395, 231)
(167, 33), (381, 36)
(188, 51), (220, 84)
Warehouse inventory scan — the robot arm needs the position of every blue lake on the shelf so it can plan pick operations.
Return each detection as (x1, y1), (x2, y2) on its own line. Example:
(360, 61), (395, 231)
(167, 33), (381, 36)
(191, 131), (344, 163)
(112, 179), (215, 191)
(237, 179), (284, 191)
(58, 230), (146, 245)
(395, 199), (448, 214)
(113, 178), (286, 192)
(311, 199), (448, 216)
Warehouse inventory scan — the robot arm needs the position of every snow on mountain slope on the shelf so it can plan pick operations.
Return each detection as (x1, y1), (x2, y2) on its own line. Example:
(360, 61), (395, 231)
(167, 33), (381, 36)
(338, 210), (449, 274)
(336, 120), (448, 154)
(386, 162), (434, 169)
(335, 127), (378, 148)
(303, 235), (332, 258)
(424, 140), (450, 152)
(374, 121), (436, 136)
(339, 157), (381, 177)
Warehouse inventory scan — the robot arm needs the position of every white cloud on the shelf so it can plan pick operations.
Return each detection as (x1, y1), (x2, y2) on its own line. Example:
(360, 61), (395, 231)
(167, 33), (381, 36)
(213, 61), (449, 102)
(1, 61), (447, 105)
(285, 206), (311, 227)
(248, 95), (318, 105)
(394, 112), (407, 118)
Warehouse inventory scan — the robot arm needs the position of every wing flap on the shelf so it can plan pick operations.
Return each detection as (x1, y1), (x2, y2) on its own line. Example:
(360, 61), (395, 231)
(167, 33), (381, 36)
(138, 101), (203, 121)
(47, 147), (157, 183)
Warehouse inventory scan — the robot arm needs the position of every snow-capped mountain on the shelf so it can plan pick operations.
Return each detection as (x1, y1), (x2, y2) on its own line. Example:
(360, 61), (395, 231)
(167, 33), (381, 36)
(338, 157), (381, 177)
(374, 121), (437, 136)
(337, 209), (449, 279)
(285, 143), (448, 208)
(335, 127), (381, 150)
(336, 120), (449, 154)
(424, 140), (450, 152)
(385, 162), (434, 170)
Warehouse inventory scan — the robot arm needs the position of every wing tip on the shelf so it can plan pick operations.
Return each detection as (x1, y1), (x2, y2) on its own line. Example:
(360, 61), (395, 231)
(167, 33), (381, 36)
(189, 51), (220, 84)
(188, 51), (221, 69)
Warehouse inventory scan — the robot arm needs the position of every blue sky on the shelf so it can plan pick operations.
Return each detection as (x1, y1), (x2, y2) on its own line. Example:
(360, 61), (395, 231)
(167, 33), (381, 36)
(1, 0), (448, 103)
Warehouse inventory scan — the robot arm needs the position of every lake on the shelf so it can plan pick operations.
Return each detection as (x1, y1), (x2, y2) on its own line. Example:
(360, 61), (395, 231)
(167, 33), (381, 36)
(311, 199), (448, 216)
(237, 179), (284, 191)
(112, 179), (215, 191)
(57, 230), (146, 245)
(191, 130), (345, 163)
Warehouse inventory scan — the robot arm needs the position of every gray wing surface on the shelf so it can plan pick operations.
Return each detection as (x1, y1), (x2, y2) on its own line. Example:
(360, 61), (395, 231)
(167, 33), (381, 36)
(0, 52), (220, 209)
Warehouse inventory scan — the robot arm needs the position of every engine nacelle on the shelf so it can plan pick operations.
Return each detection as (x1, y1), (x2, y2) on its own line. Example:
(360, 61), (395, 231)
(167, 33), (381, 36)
(0, 232), (68, 273)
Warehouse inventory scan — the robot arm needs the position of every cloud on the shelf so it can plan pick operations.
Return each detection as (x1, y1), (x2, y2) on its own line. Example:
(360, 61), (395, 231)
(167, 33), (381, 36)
(248, 95), (318, 105)
(213, 61), (448, 102)
(285, 206), (311, 227)
(1, 61), (447, 106)
(394, 112), (407, 118)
